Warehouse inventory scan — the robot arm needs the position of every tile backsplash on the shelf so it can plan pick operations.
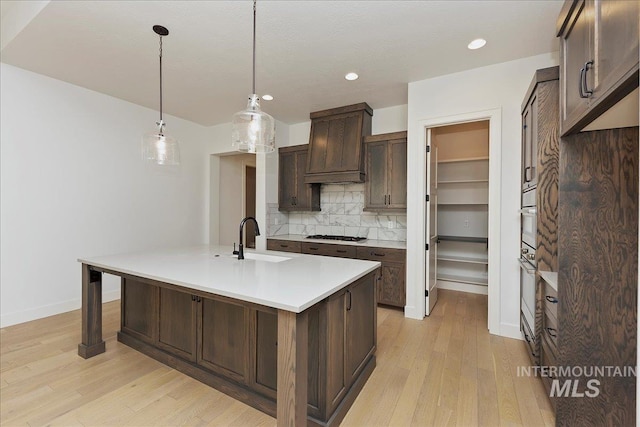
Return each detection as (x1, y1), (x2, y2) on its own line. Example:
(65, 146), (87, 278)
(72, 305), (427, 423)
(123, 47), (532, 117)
(267, 183), (406, 241)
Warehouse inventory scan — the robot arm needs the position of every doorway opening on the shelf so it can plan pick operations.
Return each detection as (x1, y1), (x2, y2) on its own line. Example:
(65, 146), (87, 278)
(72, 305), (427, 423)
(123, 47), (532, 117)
(427, 121), (490, 313)
(217, 153), (257, 247)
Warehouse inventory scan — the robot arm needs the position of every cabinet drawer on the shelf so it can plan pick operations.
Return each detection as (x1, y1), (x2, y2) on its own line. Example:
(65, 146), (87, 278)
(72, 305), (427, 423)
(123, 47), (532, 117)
(543, 307), (558, 349)
(520, 311), (539, 365)
(356, 246), (405, 263)
(542, 280), (558, 321)
(301, 242), (357, 258)
(266, 239), (301, 253)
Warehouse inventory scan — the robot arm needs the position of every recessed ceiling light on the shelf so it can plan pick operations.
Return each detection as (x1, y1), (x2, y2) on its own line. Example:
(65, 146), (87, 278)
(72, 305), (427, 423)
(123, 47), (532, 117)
(345, 72), (359, 81)
(467, 38), (487, 50)
(262, 94), (273, 101)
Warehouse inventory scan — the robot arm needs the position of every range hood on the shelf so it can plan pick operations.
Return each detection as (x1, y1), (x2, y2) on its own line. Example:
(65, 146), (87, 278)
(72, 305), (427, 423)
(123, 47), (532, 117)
(304, 103), (373, 184)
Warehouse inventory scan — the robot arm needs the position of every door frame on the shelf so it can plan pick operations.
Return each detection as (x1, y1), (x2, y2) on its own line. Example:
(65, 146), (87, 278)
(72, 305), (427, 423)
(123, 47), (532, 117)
(407, 108), (501, 335)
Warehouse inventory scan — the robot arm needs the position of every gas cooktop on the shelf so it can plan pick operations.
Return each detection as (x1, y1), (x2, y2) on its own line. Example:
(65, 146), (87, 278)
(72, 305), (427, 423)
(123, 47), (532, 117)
(306, 235), (367, 242)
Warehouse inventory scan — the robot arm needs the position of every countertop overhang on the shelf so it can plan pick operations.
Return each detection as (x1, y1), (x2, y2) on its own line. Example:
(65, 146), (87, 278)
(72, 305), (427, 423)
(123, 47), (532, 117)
(78, 245), (380, 313)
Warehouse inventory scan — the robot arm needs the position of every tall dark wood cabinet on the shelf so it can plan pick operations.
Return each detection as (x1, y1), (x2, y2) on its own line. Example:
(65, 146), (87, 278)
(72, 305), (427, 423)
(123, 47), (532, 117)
(520, 67), (559, 367)
(278, 145), (320, 211)
(557, 0), (639, 135)
(305, 103), (373, 184)
(364, 131), (407, 211)
(556, 127), (638, 426)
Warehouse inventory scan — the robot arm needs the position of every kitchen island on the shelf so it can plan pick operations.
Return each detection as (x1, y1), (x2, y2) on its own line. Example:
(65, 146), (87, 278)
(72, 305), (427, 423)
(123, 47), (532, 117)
(77, 245), (380, 427)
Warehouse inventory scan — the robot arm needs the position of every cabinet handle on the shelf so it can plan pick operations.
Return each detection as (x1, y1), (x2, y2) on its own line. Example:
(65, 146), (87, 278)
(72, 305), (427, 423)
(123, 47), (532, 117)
(524, 332), (531, 343)
(309, 247), (319, 251)
(279, 244), (289, 248)
(346, 290), (352, 311)
(581, 60), (594, 98)
(579, 65), (586, 98)
(336, 250), (347, 253)
(545, 295), (558, 304)
(524, 166), (532, 182)
(371, 252), (385, 257)
(546, 327), (557, 338)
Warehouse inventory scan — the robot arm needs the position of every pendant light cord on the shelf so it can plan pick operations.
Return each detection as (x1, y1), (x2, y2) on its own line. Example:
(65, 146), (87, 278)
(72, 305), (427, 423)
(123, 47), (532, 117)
(159, 35), (164, 126)
(252, 0), (256, 95)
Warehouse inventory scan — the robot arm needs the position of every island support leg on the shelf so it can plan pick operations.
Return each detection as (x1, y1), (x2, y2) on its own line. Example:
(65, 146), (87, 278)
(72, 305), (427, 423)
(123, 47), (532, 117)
(277, 309), (308, 427)
(77, 264), (105, 358)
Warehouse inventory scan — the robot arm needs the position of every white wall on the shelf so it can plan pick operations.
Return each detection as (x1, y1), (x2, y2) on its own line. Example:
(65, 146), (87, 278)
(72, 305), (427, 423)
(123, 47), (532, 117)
(406, 52), (559, 337)
(0, 63), (212, 327)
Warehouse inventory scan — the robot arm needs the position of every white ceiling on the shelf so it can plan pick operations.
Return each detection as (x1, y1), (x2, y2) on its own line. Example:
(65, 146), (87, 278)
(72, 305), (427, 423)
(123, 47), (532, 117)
(0, 0), (563, 126)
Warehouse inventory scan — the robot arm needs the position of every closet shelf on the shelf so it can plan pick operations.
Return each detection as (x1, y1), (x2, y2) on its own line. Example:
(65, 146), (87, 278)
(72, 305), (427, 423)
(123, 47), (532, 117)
(438, 156), (489, 164)
(437, 273), (488, 286)
(438, 179), (489, 184)
(438, 254), (488, 264)
(438, 201), (488, 206)
(438, 235), (488, 244)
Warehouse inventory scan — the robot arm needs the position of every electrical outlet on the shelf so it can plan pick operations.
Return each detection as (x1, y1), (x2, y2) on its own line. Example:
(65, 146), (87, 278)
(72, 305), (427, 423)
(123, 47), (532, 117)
(464, 220), (470, 228)
(388, 221), (394, 229)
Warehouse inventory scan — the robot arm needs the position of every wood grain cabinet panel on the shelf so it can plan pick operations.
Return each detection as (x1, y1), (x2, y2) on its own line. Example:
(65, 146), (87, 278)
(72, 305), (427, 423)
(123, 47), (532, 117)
(199, 298), (248, 382)
(364, 131), (407, 211)
(356, 246), (406, 307)
(121, 278), (157, 344)
(345, 275), (376, 384)
(557, 0), (639, 135)
(557, 127), (638, 426)
(305, 103), (373, 184)
(301, 242), (357, 258)
(278, 145), (320, 211)
(158, 287), (197, 361)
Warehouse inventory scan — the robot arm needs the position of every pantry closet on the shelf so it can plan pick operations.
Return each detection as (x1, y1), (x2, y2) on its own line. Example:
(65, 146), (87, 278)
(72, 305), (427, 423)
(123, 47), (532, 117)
(433, 121), (490, 295)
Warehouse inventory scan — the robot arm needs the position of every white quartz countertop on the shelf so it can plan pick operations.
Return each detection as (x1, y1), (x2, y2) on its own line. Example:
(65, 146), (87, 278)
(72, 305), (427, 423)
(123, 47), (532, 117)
(79, 245), (380, 313)
(269, 235), (407, 250)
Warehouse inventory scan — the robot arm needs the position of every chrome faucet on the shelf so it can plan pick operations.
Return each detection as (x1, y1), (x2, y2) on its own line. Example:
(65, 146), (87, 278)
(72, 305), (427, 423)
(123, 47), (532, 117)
(233, 216), (261, 260)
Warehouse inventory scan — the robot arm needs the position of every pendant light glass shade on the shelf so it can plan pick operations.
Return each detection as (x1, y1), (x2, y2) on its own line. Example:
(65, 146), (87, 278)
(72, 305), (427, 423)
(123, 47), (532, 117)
(232, 95), (275, 153)
(232, 0), (275, 154)
(142, 121), (180, 165)
(143, 25), (180, 166)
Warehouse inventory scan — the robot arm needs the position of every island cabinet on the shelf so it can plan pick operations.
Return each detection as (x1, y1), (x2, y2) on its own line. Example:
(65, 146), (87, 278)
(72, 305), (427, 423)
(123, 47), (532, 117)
(364, 131), (407, 211)
(119, 271), (377, 427)
(557, 0), (639, 135)
(278, 145), (320, 212)
(305, 103), (373, 184)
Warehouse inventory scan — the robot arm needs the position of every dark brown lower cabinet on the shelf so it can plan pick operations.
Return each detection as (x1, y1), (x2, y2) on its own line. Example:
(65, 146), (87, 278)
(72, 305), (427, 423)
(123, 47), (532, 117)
(118, 271), (377, 427)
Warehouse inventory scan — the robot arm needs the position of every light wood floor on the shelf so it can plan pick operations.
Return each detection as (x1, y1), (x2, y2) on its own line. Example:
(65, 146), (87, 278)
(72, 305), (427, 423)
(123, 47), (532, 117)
(1, 290), (554, 426)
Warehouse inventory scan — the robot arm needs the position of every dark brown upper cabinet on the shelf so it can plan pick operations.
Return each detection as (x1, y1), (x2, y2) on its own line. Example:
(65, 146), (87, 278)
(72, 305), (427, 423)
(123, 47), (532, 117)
(279, 145), (320, 211)
(364, 131), (407, 211)
(557, 0), (639, 136)
(304, 103), (373, 184)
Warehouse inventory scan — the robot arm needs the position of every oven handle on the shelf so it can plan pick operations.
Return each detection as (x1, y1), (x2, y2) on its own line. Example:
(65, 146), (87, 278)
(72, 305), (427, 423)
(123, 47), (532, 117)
(518, 208), (537, 216)
(518, 258), (536, 274)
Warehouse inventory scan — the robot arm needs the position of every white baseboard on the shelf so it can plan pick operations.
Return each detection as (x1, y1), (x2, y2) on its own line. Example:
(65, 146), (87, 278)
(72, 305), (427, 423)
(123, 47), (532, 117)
(438, 280), (488, 295)
(0, 289), (121, 328)
(498, 322), (522, 340)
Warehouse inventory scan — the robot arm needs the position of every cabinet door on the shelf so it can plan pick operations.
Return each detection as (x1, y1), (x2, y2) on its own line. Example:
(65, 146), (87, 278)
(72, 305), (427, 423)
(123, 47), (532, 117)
(254, 310), (278, 394)
(121, 278), (157, 344)
(387, 139), (407, 208)
(198, 297), (248, 383)
(365, 141), (388, 209)
(593, 0), (639, 103)
(560, 0), (593, 129)
(345, 275), (376, 385)
(294, 150), (320, 211)
(279, 151), (296, 210)
(522, 103), (531, 189)
(158, 287), (196, 361)
(378, 262), (406, 307)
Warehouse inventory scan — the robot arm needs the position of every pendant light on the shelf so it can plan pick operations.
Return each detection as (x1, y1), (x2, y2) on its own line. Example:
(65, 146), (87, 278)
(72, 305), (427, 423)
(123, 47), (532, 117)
(142, 25), (180, 166)
(232, 0), (275, 153)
